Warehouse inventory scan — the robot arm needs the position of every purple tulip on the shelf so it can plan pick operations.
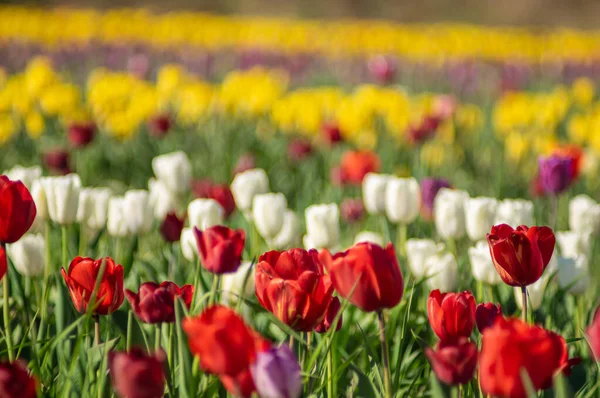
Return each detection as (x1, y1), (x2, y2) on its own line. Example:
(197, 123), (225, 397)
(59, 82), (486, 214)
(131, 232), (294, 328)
(420, 178), (451, 220)
(250, 345), (302, 398)
(538, 155), (574, 194)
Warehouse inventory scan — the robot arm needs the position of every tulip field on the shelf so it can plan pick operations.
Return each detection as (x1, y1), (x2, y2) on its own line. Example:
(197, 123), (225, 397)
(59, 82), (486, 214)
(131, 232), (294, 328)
(3, 6), (600, 398)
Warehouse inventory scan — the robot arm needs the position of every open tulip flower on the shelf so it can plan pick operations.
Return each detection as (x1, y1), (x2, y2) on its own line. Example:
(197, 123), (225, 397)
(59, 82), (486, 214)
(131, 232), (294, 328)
(194, 225), (246, 274)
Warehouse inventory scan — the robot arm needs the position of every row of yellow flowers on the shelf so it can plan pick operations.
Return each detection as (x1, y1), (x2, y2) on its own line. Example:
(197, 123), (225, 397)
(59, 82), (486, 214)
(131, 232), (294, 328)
(2, 7), (600, 63)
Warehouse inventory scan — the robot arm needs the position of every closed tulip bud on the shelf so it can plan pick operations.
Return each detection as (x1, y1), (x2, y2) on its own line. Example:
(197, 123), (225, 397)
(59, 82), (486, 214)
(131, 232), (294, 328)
(151, 151), (191, 195)
(427, 290), (476, 342)
(426, 339), (478, 386)
(61, 256), (124, 315)
(122, 190), (154, 236)
(160, 212), (185, 243)
(7, 233), (45, 277)
(354, 231), (384, 246)
(538, 155), (575, 194)
(208, 184), (236, 219)
(434, 188), (469, 239)
(321, 122), (343, 146)
(0, 360), (37, 398)
(107, 196), (129, 238)
(43, 149), (71, 175)
(569, 194), (600, 234)
(340, 198), (365, 224)
(149, 114), (172, 137)
(315, 296), (343, 333)
(385, 177), (420, 224)
(68, 122), (96, 148)
(253, 193), (287, 240)
(270, 210), (300, 249)
(41, 174), (81, 225)
(76, 187), (111, 231)
(3, 165), (42, 190)
(287, 139), (313, 163)
(148, 178), (178, 220)
(557, 255), (589, 295)
(0, 176), (37, 244)
(420, 178), (451, 221)
(514, 276), (548, 311)
(425, 251), (458, 291)
(405, 239), (443, 279)
(587, 308), (600, 360)
(339, 150), (380, 186)
(304, 203), (340, 250)
(188, 198), (224, 231)
(362, 173), (392, 215)
(195, 225), (246, 274)
(475, 303), (502, 333)
(231, 168), (269, 214)
(465, 197), (497, 241)
(556, 230), (591, 258)
(494, 198), (534, 227)
(126, 281), (193, 324)
(250, 345), (302, 398)
(108, 348), (166, 398)
(221, 261), (255, 306)
(468, 241), (503, 285)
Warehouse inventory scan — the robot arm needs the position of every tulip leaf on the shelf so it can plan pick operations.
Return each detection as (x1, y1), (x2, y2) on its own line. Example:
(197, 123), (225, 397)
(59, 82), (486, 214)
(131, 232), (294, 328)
(429, 372), (450, 398)
(348, 364), (379, 398)
(553, 373), (574, 398)
(520, 368), (539, 398)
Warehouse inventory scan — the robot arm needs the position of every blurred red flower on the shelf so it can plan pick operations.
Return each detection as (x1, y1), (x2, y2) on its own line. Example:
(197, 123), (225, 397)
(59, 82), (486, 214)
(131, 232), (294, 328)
(0, 360), (37, 398)
(338, 150), (381, 186)
(0, 176), (37, 244)
(159, 212), (185, 243)
(475, 302), (503, 334)
(426, 338), (478, 386)
(126, 281), (193, 324)
(68, 122), (96, 148)
(108, 348), (166, 398)
(194, 225), (245, 274)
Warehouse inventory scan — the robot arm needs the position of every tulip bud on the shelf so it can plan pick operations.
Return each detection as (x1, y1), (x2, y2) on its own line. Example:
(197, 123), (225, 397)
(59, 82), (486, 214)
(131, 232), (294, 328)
(221, 261), (255, 307)
(556, 230), (591, 259)
(68, 122), (96, 148)
(152, 151), (191, 195)
(514, 275), (548, 311)
(208, 184), (236, 219)
(7, 233), (45, 277)
(0, 360), (37, 398)
(475, 303), (502, 333)
(180, 227), (199, 261)
(340, 198), (365, 224)
(494, 198), (534, 227)
(123, 190), (154, 236)
(557, 255), (589, 295)
(231, 168), (269, 214)
(321, 122), (343, 146)
(76, 187), (111, 232)
(538, 155), (575, 194)
(420, 177), (451, 220)
(253, 193), (287, 240)
(3, 165), (42, 190)
(149, 114), (172, 137)
(434, 188), (469, 239)
(425, 251), (458, 291)
(108, 348), (166, 398)
(250, 345), (302, 398)
(569, 194), (600, 234)
(107, 196), (130, 238)
(465, 197), (497, 241)
(269, 210), (300, 249)
(427, 290), (476, 342)
(188, 198), (224, 231)
(426, 339), (478, 386)
(468, 241), (503, 285)
(43, 149), (70, 175)
(149, 178), (178, 220)
(405, 239), (443, 279)
(0, 176), (37, 244)
(385, 176), (420, 224)
(362, 173), (392, 215)
(41, 174), (81, 225)
(287, 139), (313, 163)
(354, 231), (384, 246)
(126, 281), (193, 324)
(195, 226), (245, 274)
(339, 151), (380, 186)
(160, 212), (185, 243)
(303, 203), (340, 250)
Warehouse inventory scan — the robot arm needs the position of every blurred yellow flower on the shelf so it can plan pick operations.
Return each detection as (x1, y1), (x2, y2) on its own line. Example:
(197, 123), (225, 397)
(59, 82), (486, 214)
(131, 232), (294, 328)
(25, 111), (44, 139)
(0, 113), (16, 144)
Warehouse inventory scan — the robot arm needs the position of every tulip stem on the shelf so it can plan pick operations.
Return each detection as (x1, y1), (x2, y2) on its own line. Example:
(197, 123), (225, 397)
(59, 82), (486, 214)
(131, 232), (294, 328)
(94, 315), (100, 346)
(57, 225), (69, 334)
(208, 275), (220, 307)
(521, 286), (528, 322)
(78, 226), (86, 256)
(126, 311), (133, 351)
(551, 195), (558, 230)
(397, 223), (407, 257)
(377, 310), (392, 398)
(327, 335), (336, 398)
(155, 325), (162, 351)
(3, 264), (13, 362)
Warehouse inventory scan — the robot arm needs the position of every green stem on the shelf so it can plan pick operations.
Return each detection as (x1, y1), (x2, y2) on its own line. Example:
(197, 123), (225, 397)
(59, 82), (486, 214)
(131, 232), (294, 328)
(126, 311), (133, 351)
(377, 310), (392, 398)
(155, 324), (162, 351)
(397, 223), (407, 257)
(78, 226), (86, 256)
(192, 257), (202, 310)
(94, 315), (100, 346)
(3, 264), (14, 362)
(521, 286), (528, 323)
(57, 225), (68, 333)
(208, 275), (220, 307)
(327, 335), (336, 398)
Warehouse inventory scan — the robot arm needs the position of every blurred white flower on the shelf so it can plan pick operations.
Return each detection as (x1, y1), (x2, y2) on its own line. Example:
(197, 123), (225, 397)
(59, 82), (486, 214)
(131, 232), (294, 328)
(107, 197), (129, 238)
(41, 174), (81, 225)
(151, 151), (191, 195)
(123, 190), (154, 235)
(557, 255), (589, 295)
(149, 178), (179, 220)
(515, 276), (547, 311)
(569, 194), (600, 234)
(29, 179), (47, 232)
(468, 240), (502, 285)
(221, 261), (255, 306)
(270, 210), (300, 249)
(3, 165), (42, 190)
(425, 251), (458, 291)
(494, 199), (534, 227)
(188, 198), (224, 231)
(556, 230), (591, 258)
(405, 239), (443, 279)
(7, 233), (45, 277)
(465, 197), (497, 241)
(362, 173), (392, 215)
(77, 187), (111, 232)
(303, 203), (340, 250)
(354, 231), (384, 246)
(385, 177), (420, 224)
(230, 168), (269, 214)
(434, 188), (469, 239)
(180, 227), (199, 261)
(253, 193), (287, 240)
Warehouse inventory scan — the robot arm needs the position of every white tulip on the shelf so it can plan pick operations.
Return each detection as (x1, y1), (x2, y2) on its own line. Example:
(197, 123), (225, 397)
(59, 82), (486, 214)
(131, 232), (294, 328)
(434, 188), (469, 239)
(149, 178), (179, 220)
(107, 197), (129, 238)
(304, 203), (340, 250)
(270, 210), (300, 249)
(188, 198), (224, 231)
(468, 240), (502, 285)
(181, 227), (199, 261)
(385, 177), (420, 224)
(405, 239), (443, 279)
(77, 187), (111, 231)
(28, 179), (47, 233)
(123, 190), (154, 235)
(354, 231), (384, 246)
(515, 276), (547, 311)
(3, 165), (42, 189)
(221, 262), (255, 306)
(41, 174), (81, 225)
(151, 151), (191, 194)
(252, 193), (287, 239)
(556, 230), (591, 259)
(230, 168), (269, 214)
(425, 251), (458, 291)
(569, 194), (600, 234)
(557, 255), (589, 295)
(465, 197), (497, 241)
(494, 199), (534, 227)
(7, 234), (45, 277)
(362, 173), (392, 215)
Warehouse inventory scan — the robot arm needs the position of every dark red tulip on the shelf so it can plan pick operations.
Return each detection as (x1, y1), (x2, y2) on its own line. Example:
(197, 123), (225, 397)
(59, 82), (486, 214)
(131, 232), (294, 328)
(320, 242), (403, 312)
(209, 184), (236, 219)
(194, 225), (245, 274)
(587, 306), (600, 361)
(420, 178), (451, 220)
(486, 224), (555, 287)
(159, 212), (185, 243)
(340, 198), (365, 224)
(43, 149), (71, 175)
(255, 249), (333, 332)
(338, 150), (381, 186)
(408, 116), (440, 145)
(191, 178), (213, 199)
(538, 155), (575, 195)
(0, 360), (37, 398)
(125, 281), (194, 324)
(315, 296), (343, 333)
(426, 338), (478, 386)
(149, 114), (172, 137)
(427, 290), (476, 343)
(321, 122), (343, 146)
(68, 122), (96, 148)
(233, 153), (256, 176)
(108, 348), (166, 398)
(552, 144), (583, 180)
(475, 303), (502, 333)
(0, 176), (37, 244)
(61, 256), (124, 315)
(287, 139), (313, 163)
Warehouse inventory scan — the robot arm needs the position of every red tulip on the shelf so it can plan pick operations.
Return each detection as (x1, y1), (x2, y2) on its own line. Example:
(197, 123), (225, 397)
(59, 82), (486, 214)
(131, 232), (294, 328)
(321, 122), (343, 146)
(475, 302), (502, 333)
(233, 153), (257, 176)
(61, 256), (124, 315)
(194, 225), (245, 274)
(587, 306), (600, 360)
(149, 114), (172, 137)
(0, 176), (37, 244)
(340, 198), (365, 224)
(315, 296), (343, 333)
(183, 305), (271, 398)
(0, 246), (6, 283)
(108, 348), (166, 398)
(191, 178), (213, 199)
(338, 151), (381, 186)
(192, 180), (235, 218)
(407, 116), (440, 145)
(320, 242), (403, 312)
(255, 249), (334, 331)
(42, 149), (71, 175)
(159, 212), (185, 243)
(287, 139), (313, 163)
(125, 281), (193, 324)
(426, 338), (478, 386)
(486, 224), (555, 287)
(68, 122), (96, 148)
(0, 360), (37, 398)
(552, 144), (584, 180)
(427, 290), (476, 342)
(479, 317), (573, 397)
